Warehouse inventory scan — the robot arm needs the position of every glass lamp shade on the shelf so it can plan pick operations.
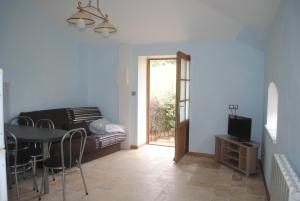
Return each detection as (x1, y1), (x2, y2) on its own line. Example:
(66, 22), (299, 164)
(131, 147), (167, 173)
(67, 10), (95, 27)
(94, 21), (117, 37)
(76, 19), (86, 30)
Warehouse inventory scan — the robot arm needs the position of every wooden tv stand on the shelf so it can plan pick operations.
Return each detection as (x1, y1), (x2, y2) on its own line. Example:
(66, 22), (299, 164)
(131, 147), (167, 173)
(215, 135), (259, 176)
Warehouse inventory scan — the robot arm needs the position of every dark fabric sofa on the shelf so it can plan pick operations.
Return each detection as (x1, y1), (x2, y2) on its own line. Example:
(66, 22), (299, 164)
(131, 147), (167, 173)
(20, 107), (125, 163)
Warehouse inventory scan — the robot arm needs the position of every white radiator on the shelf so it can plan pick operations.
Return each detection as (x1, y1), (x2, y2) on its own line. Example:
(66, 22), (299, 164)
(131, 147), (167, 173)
(271, 154), (300, 201)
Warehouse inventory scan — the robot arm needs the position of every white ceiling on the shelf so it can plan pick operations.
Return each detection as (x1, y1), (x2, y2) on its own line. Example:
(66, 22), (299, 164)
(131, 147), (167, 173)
(199, 0), (281, 28)
(39, 0), (281, 45)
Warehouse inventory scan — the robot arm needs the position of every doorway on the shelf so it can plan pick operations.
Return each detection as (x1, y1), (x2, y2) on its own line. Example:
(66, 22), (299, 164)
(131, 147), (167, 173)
(147, 58), (176, 147)
(138, 51), (190, 163)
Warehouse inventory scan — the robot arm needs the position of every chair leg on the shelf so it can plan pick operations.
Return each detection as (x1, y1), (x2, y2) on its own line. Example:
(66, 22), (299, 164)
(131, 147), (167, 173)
(14, 172), (20, 201)
(32, 163), (35, 191)
(51, 169), (55, 181)
(7, 173), (12, 190)
(38, 167), (46, 200)
(6, 162), (12, 190)
(79, 166), (88, 195)
(23, 166), (26, 180)
(62, 168), (66, 201)
(32, 157), (39, 192)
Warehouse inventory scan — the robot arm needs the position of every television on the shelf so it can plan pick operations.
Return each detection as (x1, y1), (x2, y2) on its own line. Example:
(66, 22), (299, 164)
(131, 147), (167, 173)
(228, 115), (252, 141)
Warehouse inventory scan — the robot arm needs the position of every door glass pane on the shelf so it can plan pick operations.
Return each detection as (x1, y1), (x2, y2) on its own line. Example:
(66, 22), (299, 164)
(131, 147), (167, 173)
(186, 81), (190, 100)
(186, 61), (190, 79)
(180, 80), (185, 101)
(180, 101), (185, 122)
(180, 59), (186, 79)
(186, 101), (189, 119)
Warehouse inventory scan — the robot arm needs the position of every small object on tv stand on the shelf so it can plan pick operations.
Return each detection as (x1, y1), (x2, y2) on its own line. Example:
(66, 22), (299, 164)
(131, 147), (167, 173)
(215, 135), (258, 176)
(228, 104), (238, 116)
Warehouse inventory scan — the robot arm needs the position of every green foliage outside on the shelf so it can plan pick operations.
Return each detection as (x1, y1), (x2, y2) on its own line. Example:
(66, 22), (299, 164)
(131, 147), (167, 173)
(150, 92), (176, 134)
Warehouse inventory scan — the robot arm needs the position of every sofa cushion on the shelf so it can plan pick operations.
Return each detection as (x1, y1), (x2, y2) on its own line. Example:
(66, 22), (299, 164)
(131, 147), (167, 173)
(68, 121), (91, 136)
(51, 135), (98, 157)
(94, 132), (127, 149)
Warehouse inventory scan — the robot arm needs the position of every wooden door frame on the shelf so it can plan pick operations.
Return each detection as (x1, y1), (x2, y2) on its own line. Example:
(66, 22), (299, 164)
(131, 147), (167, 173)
(146, 57), (177, 145)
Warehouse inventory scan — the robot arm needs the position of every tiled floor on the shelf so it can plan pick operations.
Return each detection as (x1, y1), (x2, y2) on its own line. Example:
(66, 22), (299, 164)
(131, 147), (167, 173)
(9, 145), (267, 201)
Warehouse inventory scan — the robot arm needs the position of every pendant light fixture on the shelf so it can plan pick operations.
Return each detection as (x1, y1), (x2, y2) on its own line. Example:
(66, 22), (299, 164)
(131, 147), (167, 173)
(67, 0), (117, 38)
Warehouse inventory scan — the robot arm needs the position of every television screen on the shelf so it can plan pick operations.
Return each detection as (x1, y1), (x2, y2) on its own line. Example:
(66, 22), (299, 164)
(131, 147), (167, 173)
(228, 115), (252, 141)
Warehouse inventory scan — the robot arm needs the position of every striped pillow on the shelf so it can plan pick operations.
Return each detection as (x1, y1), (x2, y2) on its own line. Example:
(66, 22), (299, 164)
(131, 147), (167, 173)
(67, 107), (103, 125)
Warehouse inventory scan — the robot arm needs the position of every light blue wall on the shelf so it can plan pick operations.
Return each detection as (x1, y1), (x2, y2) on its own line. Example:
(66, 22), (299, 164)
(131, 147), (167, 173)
(0, 0), (119, 123)
(80, 44), (119, 122)
(263, 0), (300, 190)
(0, 0), (87, 121)
(130, 41), (264, 153)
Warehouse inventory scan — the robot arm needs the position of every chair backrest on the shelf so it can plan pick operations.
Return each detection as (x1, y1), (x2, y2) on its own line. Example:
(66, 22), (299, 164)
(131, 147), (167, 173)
(5, 130), (17, 170)
(5, 129), (18, 152)
(9, 116), (34, 127)
(35, 119), (55, 151)
(5, 129), (31, 174)
(35, 119), (55, 129)
(60, 128), (87, 168)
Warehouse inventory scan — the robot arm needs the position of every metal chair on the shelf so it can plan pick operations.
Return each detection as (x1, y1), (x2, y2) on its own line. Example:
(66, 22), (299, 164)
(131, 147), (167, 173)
(38, 128), (88, 201)
(8, 116), (34, 182)
(31, 119), (56, 192)
(5, 130), (32, 201)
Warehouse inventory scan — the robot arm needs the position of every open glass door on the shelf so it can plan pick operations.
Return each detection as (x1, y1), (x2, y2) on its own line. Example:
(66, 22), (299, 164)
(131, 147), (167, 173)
(175, 51), (190, 163)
